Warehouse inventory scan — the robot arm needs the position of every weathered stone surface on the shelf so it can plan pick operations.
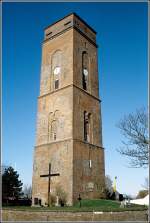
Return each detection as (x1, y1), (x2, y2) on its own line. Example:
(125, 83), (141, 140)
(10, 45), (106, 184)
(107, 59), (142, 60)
(32, 13), (105, 206)
(2, 210), (148, 222)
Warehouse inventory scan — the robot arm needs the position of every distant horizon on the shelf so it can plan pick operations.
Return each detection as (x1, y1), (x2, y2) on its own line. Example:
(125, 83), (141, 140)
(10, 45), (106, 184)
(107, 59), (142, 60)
(2, 2), (148, 197)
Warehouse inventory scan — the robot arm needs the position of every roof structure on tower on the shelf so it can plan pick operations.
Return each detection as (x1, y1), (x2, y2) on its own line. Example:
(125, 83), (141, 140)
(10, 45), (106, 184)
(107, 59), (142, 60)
(44, 12), (97, 34)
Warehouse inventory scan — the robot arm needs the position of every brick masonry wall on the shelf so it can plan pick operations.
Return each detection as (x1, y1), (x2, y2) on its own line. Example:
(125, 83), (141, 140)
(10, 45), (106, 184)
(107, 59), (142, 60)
(73, 28), (99, 98)
(40, 29), (73, 96)
(32, 140), (73, 205)
(32, 13), (105, 206)
(2, 210), (148, 221)
(73, 141), (105, 202)
(73, 86), (102, 145)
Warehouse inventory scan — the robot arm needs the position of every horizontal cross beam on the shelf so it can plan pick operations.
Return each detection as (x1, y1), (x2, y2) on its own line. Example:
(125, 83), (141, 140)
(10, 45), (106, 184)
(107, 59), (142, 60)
(40, 173), (60, 177)
(39, 163), (60, 207)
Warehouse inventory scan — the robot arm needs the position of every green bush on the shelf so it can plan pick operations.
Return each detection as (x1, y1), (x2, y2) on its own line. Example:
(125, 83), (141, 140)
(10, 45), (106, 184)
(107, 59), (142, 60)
(55, 185), (67, 206)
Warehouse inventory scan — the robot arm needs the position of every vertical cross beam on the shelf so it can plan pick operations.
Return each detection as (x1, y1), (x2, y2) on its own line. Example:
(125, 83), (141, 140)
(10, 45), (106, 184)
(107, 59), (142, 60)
(48, 163), (51, 207)
(40, 163), (60, 207)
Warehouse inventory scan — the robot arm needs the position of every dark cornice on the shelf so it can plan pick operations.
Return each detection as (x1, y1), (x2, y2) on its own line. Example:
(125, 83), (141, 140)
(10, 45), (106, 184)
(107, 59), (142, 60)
(44, 12), (97, 34)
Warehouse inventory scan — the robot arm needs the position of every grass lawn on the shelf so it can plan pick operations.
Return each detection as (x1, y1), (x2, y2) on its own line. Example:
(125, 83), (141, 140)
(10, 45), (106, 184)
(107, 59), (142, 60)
(3, 199), (148, 212)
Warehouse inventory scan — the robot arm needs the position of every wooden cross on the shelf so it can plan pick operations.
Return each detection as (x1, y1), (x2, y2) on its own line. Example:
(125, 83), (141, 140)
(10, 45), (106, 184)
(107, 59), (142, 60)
(40, 163), (60, 206)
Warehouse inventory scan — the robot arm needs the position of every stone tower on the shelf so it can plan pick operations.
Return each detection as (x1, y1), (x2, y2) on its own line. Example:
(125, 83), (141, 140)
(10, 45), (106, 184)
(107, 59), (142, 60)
(32, 13), (105, 206)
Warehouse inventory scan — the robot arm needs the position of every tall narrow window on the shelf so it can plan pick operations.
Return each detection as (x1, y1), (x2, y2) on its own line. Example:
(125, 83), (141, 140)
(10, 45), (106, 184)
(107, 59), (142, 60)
(84, 111), (91, 142)
(51, 50), (62, 91)
(54, 66), (60, 90)
(51, 120), (57, 140)
(82, 52), (88, 90)
(54, 79), (59, 90)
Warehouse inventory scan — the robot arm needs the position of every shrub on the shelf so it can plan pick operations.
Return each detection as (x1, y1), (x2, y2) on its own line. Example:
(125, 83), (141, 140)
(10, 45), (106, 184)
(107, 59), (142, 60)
(50, 194), (56, 206)
(101, 187), (115, 200)
(136, 190), (148, 199)
(55, 185), (67, 206)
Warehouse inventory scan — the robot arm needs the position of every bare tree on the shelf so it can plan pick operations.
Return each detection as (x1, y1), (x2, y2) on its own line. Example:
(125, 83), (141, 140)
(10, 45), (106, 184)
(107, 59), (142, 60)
(105, 175), (113, 193)
(141, 177), (149, 190)
(104, 175), (114, 199)
(117, 107), (149, 168)
(23, 184), (32, 198)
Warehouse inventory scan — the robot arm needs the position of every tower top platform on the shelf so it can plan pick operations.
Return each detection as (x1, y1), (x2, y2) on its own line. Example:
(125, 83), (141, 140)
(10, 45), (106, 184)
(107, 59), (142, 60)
(44, 12), (96, 45)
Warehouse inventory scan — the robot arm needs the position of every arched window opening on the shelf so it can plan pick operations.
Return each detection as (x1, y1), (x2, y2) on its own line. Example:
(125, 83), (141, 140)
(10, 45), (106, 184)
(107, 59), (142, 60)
(82, 52), (89, 91)
(84, 111), (91, 142)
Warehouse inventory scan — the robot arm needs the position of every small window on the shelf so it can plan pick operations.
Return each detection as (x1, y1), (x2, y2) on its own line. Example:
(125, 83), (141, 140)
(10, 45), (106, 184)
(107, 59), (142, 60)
(84, 111), (91, 142)
(34, 198), (39, 205)
(46, 31), (52, 36)
(55, 80), (59, 90)
(64, 21), (71, 26)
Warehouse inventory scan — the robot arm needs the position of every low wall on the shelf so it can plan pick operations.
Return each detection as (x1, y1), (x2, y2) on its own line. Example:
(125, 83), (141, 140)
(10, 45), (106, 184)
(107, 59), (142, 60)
(2, 209), (148, 222)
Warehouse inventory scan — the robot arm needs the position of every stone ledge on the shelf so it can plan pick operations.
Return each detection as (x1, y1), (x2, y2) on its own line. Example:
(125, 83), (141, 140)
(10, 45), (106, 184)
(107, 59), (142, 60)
(35, 138), (104, 150)
(2, 210), (148, 221)
(38, 84), (101, 102)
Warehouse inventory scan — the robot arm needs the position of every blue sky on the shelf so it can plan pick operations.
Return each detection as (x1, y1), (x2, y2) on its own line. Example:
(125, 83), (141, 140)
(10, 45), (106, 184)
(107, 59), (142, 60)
(3, 2), (148, 196)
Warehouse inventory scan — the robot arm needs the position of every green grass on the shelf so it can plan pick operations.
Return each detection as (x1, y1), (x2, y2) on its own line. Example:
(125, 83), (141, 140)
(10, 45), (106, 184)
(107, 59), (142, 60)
(2, 199), (148, 212)
(75, 199), (120, 208)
